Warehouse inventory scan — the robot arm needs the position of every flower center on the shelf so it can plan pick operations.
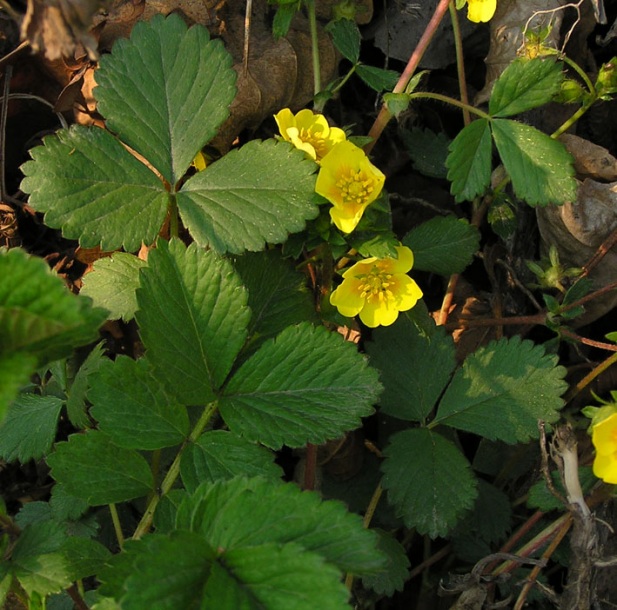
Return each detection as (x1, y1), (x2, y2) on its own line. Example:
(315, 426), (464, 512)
(357, 267), (394, 303)
(336, 170), (376, 206)
(298, 127), (329, 159)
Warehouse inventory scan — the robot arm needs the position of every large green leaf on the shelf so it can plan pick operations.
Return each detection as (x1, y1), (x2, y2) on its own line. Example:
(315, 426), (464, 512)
(446, 118), (492, 203)
(81, 253), (147, 321)
(491, 119), (577, 206)
(176, 477), (385, 574)
(219, 323), (381, 448)
(432, 336), (567, 442)
(0, 248), (105, 363)
(489, 58), (563, 118)
(96, 14), (236, 186)
(381, 428), (477, 538)
(180, 430), (282, 492)
(20, 125), (169, 251)
(0, 352), (36, 424)
(403, 215), (480, 276)
(89, 356), (189, 450)
(136, 239), (250, 406)
(47, 431), (154, 505)
(361, 530), (410, 596)
(366, 314), (456, 422)
(177, 139), (319, 253)
(0, 394), (63, 462)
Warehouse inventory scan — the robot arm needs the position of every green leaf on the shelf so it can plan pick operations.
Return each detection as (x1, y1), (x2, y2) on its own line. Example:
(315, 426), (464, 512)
(400, 127), (450, 179)
(527, 467), (595, 512)
(0, 248), (105, 364)
(0, 394), (63, 462)
(491, 119), (577, 206)
(0, 352), (36, 422)
(232, 250), (318, 355)
(366, 314), (455, 422)
(96, 14), (236, 186)
(272, 4), (298, 39)
(381, 428), (478, 538)
(489, 58), (563, 117)
(20, 125), (169, 251)
(89, 356), (189, 450)
(81, 254), (147, 322)
(356, 64), (399, 92)
(136, 239), (250, 406)
(177, 139), (318, 254)
(60, 537), (112, 582)
(403, 215), (480, 275)
(446, 119), (492, 202)
(219, 323), (381, 448)
(432, 336), (567, 442)
(326, 18), (360, 63)
(361, 530), (410, 596)
(180, 430), (282, 492)
(176, 476), (385, 574)
(47, 431), (154, 505)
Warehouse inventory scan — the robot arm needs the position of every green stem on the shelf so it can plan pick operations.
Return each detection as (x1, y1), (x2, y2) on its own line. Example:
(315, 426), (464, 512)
(561, 54), (595, 95)
(109, 503), (125, 549)
(408, 91), (491, 121)
(305, 0), (321, 99)
(132, 401), (219, 539)
(448, 0), (471, 126)
(330, 64), (357, 97)
(551, 101), (594, 139)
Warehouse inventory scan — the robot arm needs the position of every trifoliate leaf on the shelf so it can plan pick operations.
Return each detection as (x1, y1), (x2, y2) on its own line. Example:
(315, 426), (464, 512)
(89, 356), (189, 450)
(219, 323), (381, 448)
(403, 215), (480, 275)
(491, 119), (577, 206)
(177, 139), (318, 253)
(136, 239), (250, 406)
(381, 428), (477, 538)
(0, 394), (62, 462)
(20, 125), (169, 251)
(489, 58), (564, 117)
(232, 250), (318, 356)
(326, 18), (361, 63)
(361, 530), (410, 596)
(446, 118), (492, 202)
(96, 14), (236, 186)
(366, 314), (455, 422)
(400, 127), (450, 179)
(432, 336), (567, 442)
(180, 430), (282, 492)
(356, 64), (399, 92)
(47, 431), (154, 505)
(81, 254), (147, 322)
(176, 476), (385, 574)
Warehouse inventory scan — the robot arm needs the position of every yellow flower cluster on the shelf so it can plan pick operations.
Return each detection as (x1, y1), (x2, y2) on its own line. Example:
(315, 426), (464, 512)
(589, 406), (617, 484)
(274, 108), (385, 234)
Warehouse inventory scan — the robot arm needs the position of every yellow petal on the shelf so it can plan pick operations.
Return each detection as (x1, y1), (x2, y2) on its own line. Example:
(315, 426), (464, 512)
(274, 108), (295, 141)
(329, 204), (367, 234)
(387, 245), (414, 274)
(592, 413), (617, 455)
(390, 275), (423, 311)
(359, 299), (400, 328)
(593, 452), (617, 484)
(330, 277), (365, 317)
(467, 0), (496, 23)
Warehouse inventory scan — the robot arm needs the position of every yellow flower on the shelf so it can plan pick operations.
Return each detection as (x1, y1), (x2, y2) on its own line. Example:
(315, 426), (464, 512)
(274, 108), (346, 162)
(466, 0), (497, 23)
(315, 141), (385, 234)
(592, 412), (617, 484)
(330, 245), (423, 328)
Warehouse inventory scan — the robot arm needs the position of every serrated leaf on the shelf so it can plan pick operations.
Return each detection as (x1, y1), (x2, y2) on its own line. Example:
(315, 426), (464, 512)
(491, 119), (577, 206)
(20, 125), (169, 251)
(13, 553), (71, 597)
(65, 341), (106, 429)
(232, 250), (317, 355)
(47, 431), (154, 505)
(96, 14), (236, 186)
(61, 537), (112, 582)
(366, 314), (455, 422)
(180, 430), (282, 492)
(446, 119), (492, 202)
(432, 336), (567, 442)
(89, 356), (189, 450)
(136, 239), (250, 406)
(381, 428), (478, 538)
(490, 58), (563, 118)
(176, 476), (385, 574)
(219, 323), (381, 448)
(356, 64), (399, 92)
(403, 215), (480, 275)
(0, 394), (63, 462)
(0, 352), (36, 422)
(326, 18), (361, 63)
(361, 529), (410, 596)
(401, 128), (450, 179)
(177, 139), (318, 253)
(81, 254), (147, 322)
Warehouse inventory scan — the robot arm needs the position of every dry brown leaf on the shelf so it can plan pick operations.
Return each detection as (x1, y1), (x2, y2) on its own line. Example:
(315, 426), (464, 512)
(559, 133), (617, 182)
